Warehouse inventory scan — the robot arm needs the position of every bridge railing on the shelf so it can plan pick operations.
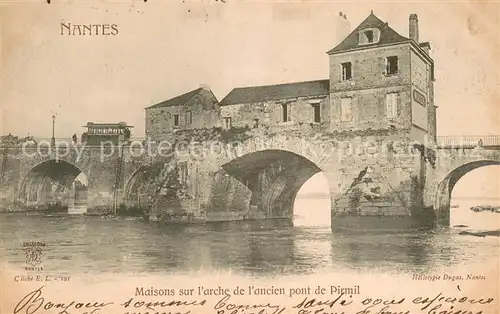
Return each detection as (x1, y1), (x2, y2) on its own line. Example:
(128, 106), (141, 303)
(0, 136), (147, 148)
(3, 134), (500, 151)
(436, 135), (500, 148)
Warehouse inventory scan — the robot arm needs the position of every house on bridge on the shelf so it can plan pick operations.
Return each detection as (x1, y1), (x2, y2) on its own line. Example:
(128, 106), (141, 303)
(145, 11), (437, 146)
(145, 85), (220, 142)
(134, 11), (444, 227)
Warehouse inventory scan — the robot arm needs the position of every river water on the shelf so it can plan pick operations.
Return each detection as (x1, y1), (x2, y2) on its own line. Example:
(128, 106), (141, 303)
(0, 202), (498, 277)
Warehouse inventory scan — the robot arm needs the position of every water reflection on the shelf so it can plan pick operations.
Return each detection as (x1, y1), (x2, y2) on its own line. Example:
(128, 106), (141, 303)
(0, 212), (498, 276)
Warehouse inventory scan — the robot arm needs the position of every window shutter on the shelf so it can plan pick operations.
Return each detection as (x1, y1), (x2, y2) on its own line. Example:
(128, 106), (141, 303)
(346, 100), (352, 121)
(386, 93), (398, 118)
(358, 32), (364, 45)
(386, 95), (392, 118)
(341, 98), (353, 122)
(392, 94), (398, 117)
(374, 29), (380, 43)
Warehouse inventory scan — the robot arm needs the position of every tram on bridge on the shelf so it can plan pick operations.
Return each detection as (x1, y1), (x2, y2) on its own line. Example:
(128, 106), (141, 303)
(81, 121), (133, 146)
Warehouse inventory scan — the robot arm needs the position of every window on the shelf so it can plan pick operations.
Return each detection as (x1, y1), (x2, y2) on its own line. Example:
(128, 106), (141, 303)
(364, 30), (374, 42)
(359, 28), (380, 45)
(178, 162), (188, 185)
(253, 118), (259, 128)
(281, 103), (292, 122)
(340, 98), (353, 122)
(223, 117), (232, 129)
(173, 114), (180, 127)
(385, 56), (399, 75)
(386, 93), (398, 118)
(312, 103), (321, 123)
(185, 111), (192, 125)
(340, 62), (352, 81)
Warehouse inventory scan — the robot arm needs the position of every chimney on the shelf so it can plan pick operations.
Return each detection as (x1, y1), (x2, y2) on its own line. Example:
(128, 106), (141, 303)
(334, 12), (351, 46)
(419, 42), (431, 55)
(409, 14), (419, 43)
(199, 84), (210, 91)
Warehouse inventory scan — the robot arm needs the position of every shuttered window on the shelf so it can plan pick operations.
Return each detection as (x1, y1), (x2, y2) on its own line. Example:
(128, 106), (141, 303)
(340, 98), (353, 122)
(386, 93), (398, 118)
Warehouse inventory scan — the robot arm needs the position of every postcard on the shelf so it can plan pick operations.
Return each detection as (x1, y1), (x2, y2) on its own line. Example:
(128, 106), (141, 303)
(0, 1), (498, 313)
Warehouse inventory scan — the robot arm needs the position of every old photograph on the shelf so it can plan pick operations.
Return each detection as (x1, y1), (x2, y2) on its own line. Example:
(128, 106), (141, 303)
(0, 1), (498, 313)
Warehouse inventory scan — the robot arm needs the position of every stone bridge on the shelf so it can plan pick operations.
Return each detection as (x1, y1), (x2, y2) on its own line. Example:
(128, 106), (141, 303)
(0, 131), (499, 230)
(0, 143), (145, 213)
(431, 135), (500, 227)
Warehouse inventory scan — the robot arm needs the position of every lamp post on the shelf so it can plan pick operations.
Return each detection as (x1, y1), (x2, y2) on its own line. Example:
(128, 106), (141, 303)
(51, 114), (56, 147)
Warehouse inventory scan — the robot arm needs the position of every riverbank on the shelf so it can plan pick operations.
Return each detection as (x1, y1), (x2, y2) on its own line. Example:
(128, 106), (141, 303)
(470, 205), (500, 213)
(458, 230), (500, 237)
(0, 206), (144, 218)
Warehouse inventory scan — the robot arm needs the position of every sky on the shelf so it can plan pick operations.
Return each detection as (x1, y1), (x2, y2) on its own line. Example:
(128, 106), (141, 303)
(0, 0), (499, 139)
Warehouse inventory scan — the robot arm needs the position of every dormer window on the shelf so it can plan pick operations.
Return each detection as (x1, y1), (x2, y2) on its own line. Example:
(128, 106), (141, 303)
(364, 30), (374, 42)
(359, 28), (380, 45)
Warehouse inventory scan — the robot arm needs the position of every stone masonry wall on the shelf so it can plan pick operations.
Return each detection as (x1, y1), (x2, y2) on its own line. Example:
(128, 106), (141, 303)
(410, 49), (429, 133)
(151, 125), (435, 227)
(328, 45), (412, 132)
(330, 86), (411, 132)
(0, 145), (141, 212)
(316, 129), (436, 230)
(145, 88), (220, 142)
(219, 95), (330, 131)
(329, 45), (412, 93)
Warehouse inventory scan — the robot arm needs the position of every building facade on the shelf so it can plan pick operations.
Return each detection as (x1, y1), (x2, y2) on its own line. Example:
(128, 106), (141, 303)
(145, 12), (436, 145)
(219, 80), (330, 133)
(145, 85), (220, 142)
(327, 12), (436, 144)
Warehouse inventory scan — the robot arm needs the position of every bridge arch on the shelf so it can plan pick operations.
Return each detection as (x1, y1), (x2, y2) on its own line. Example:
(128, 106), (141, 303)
(434, 159), (500, 226)
(123, 161), (182, 216)
(124, 165), (153, 211)
(18, 159), (88, 213)
(212, 149), (329, 221)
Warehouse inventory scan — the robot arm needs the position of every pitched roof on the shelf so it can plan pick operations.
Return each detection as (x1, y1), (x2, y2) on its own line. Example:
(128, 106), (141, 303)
(327, 12), (409, 54)
(146, 88), (204, 109)
(219, 79), (330, 106)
